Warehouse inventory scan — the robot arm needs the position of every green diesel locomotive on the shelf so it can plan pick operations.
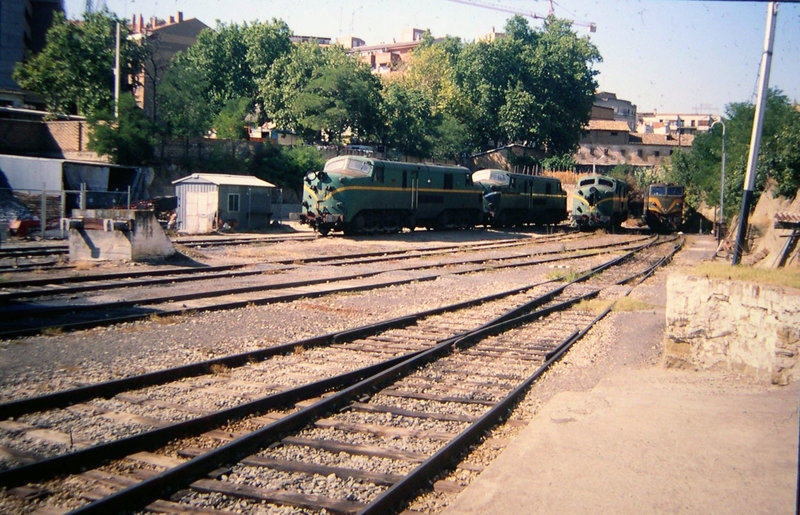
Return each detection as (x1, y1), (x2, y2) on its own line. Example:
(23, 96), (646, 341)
(571, 173), (630, 229)
(472, 169), (567, 227)
(301, 156), (484, 235)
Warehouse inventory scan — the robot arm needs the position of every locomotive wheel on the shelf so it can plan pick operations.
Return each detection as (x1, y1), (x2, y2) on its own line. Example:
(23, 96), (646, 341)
(435, 212), (449, 230)
(353, 214), (366, 233)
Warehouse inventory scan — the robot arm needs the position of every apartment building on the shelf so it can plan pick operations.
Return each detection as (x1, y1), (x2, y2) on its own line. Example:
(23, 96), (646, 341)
(638, 112), (717, 135)
(128, 12), (209, 121)
(594, 91), (637, 131)
(0, 0), (64, 107)
(344, 28), (427, 74)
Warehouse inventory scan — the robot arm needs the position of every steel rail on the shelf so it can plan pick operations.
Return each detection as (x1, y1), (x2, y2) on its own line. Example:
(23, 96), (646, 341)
(0, 236), (654, 338)
(359, 236), (685, 514)
(0, 277), (559, 419)
(0, 235), (575, 300)
(68, 289), (604, 515)
(0, 253), (615, 488)
(1, 237), (656, 417)
(63, 239), (674, 513)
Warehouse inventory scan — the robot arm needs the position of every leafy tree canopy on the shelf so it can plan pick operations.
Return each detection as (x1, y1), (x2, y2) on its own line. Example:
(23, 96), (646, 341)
(664, 89), (800, 216)
(88, 93), (155, 165)
(451, 15), (599, 155)
(166, 19), (292, 125)
(13, 10), (146, 117)
(261, 45), (382, 145)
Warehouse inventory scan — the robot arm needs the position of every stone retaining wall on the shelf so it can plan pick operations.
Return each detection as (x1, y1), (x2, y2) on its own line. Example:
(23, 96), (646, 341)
(665, 274), (800, 384)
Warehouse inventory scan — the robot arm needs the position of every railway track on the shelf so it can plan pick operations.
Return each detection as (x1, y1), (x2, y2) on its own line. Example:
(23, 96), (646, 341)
(0, 235), (682, 513)
(0, 234), (645, 338)
(0, 233), (586, 295)
(0, 232), (320, 273)
(0, 228), (562, 268)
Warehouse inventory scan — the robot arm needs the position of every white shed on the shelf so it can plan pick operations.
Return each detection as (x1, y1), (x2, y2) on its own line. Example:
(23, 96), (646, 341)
(173, 173), (276, 234)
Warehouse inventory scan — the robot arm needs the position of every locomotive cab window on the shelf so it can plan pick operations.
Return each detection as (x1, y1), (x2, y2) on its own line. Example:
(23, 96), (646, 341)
(598, 179), (614, 188)
(465, 173), (473, 186)
(546, 183), (552, 194)
(579, 178), (595, 186)
(444, 174), (453, 190)
(324, 157), (372, 177)
(650, 186), (666, 195)
(373, 165), (384, 183)
(667, 186), (684, 196)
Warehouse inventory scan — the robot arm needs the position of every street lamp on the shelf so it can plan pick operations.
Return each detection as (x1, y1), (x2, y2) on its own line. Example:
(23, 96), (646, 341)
(711, 119), (726, 243)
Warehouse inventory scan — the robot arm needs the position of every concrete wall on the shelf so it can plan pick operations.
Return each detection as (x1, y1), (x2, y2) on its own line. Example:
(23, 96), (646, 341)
(68, 209), (175, 262)
(665, 273), (800, 384)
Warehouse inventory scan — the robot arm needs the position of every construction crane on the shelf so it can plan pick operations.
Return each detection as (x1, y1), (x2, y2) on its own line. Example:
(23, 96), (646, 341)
(444, 0), (597, 32)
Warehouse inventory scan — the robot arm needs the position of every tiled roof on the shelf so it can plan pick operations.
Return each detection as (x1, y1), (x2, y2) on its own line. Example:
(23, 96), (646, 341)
(585, 120), (631, 131)
(637, 133), (695, 146)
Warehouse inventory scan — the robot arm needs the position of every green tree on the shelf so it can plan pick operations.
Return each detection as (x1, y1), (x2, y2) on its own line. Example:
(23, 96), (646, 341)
(13, 10), (146, 117)
(214, 97), (250, 139)
(382, 35), (472, 159)
(157, 55), (213, 138)
(88, 93), (155, 165)
(380, 81), (435, 157)
(162, 19), (291, 126)
(664, 89), (800, 217)
(293, 61), (383, 146)
(454, 15), (600, 155)
(262, 45), (382, 145)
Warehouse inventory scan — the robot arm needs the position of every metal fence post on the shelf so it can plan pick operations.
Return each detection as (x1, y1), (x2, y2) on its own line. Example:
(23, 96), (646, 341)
(41, 184), (46, 240)
(60, 190), (66, 239)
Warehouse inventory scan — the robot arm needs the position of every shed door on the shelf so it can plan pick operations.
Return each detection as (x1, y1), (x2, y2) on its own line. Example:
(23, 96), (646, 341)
(184, 184), (218, 233)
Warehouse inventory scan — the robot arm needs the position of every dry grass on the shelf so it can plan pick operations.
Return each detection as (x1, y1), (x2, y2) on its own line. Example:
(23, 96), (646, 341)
(572, 298), (614, 314)
(73, 260), (96, 271)
(683, 263), (800, 291)
(547, 269), (582, 282)
(147, 313), (186, 325)
(41, 326), (64, 336)
(613, 297), (658, 312)
(209, 364), (229, 374)
(572, 296), (657, 314)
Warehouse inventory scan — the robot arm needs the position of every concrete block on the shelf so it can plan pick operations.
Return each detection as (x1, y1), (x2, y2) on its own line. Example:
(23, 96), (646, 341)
(68, 209), (175, 262)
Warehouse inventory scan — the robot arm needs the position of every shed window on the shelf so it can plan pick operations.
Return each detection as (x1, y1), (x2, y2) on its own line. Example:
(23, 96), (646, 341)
(228, 193), (240, 212)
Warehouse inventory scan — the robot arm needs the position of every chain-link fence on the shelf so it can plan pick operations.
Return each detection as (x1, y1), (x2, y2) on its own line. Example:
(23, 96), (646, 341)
(0, 186), (135, 241)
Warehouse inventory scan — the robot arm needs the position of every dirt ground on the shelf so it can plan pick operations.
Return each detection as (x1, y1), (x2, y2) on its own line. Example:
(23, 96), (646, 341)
(443, 234), (800, 514)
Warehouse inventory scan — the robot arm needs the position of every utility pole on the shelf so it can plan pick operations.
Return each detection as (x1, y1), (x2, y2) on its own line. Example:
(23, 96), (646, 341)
(731, 1), (777, 265)
(114, 21), (120, 119)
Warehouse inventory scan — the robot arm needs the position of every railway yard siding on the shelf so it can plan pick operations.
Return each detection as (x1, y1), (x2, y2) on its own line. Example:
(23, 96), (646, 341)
(665, 274), (800, 384)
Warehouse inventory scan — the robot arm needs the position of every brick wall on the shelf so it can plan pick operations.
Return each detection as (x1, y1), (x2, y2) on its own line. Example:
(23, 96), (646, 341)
(0, 119), (91, 157)
(45, 121), (89, 153)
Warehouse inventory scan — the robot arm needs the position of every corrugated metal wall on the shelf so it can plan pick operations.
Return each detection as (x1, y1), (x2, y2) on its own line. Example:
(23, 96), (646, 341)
(176, 182), (218, 233)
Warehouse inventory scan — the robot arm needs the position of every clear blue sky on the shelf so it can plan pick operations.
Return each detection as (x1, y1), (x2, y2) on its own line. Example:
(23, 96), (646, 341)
(65, 0), (800, 115)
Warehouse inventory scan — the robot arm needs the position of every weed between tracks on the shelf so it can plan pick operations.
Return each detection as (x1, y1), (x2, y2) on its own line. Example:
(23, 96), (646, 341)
(147, 313), (188, 325)
(573, 297), (658, 314)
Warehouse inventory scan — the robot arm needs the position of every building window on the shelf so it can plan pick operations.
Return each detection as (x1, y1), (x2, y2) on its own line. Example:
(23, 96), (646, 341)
(610, 132), (618, 136)
(620, 149), (626, 156)
(654, 151), (660, 157)
(637, 149), (643, 158)
(228, 193), (240, 212)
